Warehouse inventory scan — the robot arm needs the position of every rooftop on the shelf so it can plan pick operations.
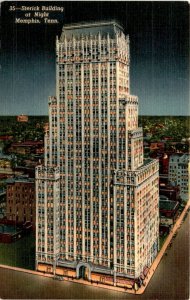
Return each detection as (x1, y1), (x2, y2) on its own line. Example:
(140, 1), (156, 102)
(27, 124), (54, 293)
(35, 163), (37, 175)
(170, 153), (190, 164)
(11, 141), (43, 147)
(60, 20), (124, 40)
(6, 176), (34, 184)
(179, 154), (190, 164)
(159, 200), (179, 211)
(160, 195), (169, 201)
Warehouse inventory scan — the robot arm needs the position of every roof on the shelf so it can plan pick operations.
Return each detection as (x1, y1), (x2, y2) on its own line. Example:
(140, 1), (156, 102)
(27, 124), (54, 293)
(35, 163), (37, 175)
(60, 20), (124, 40)
(179, 154), (190, 164)
(0, 174), (8, 179)
(159, 200), (179, 211)
(6, 176), (35, 184)
(160, 185), (179, 191)
(160, 195), (169, 201)
(0, 135), (13, 141)
(137, 158), (155, 169)
(169, 153), (190, 164)
(11, 141), (43, 147)
(0, 155), (12, 161)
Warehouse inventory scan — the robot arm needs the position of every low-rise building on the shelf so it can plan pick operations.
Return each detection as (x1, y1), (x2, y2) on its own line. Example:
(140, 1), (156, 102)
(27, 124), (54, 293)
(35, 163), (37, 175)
(160, 153), (169, 174)
(159, 199), (179, 226)
(0, 135), (13, 141)
(8, 141), (44, 156)
(150, 142), (165, 152)
(6, 176), (35, 228)
(0, 158), (12, 169)
(150, 152), (168, 174)
(17, 115), (28, 122)
(0, 189), (6, 219)
(159, 183), (180, 202)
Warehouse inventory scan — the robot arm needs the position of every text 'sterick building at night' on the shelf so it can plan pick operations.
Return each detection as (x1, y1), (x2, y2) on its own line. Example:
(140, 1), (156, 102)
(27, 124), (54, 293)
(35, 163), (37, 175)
(36, 21), (159, 285)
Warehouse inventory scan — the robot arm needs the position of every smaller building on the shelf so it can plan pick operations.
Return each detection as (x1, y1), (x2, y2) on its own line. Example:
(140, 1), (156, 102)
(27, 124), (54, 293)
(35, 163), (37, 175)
(6, 176), (35, 228)
(160, 153), (169, 174)
(159, 199), (179, 226)
(0, 158), (12, 173)
(0, 135), (13, 141)
(169, 154), (190, 201)
(150, 151), (170, 175)
(17, 115), (28, 122)
(159, 183), (180, 202)
(8, 141), (44, 156)
(0, 189), (6, 219)
(150, 142), (165, 152)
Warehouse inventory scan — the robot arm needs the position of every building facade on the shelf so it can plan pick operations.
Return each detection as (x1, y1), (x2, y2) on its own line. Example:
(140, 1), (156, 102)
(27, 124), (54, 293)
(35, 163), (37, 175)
(0, 188), (6, 219)
(169, 154), (190, 201)
(36, 21), (159, 285)
(17, 115), (28, 122)
(6, 176), (36, 227)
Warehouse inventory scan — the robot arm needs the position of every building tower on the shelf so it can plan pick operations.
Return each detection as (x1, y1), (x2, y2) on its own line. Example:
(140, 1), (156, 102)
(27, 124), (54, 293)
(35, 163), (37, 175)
(36, 21), (159, 285)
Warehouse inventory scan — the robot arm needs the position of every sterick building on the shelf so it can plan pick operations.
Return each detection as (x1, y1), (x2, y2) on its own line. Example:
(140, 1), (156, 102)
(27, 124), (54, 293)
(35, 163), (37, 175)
(36, 21), (159, 286)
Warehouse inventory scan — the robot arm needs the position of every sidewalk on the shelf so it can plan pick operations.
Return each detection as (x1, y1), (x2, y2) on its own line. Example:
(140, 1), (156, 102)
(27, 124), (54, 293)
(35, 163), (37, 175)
(0, 199), (189, 295)
(136, 198), (190, 294)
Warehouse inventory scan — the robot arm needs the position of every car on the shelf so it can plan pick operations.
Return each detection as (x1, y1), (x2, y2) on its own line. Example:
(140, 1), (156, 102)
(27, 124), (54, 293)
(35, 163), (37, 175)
(53, 276), (64, 281)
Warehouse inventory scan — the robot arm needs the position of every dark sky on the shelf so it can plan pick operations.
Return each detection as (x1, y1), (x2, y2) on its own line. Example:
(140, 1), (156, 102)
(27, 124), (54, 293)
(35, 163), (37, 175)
(0, 1), (189, 115)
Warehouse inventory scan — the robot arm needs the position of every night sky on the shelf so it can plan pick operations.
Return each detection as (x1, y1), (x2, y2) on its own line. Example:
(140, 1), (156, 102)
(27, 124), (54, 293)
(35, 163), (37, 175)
(0, 1), (189, 115)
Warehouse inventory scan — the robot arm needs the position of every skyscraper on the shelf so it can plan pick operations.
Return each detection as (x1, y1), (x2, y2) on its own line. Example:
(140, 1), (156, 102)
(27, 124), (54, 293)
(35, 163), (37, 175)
(36, 21), (159, 285)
